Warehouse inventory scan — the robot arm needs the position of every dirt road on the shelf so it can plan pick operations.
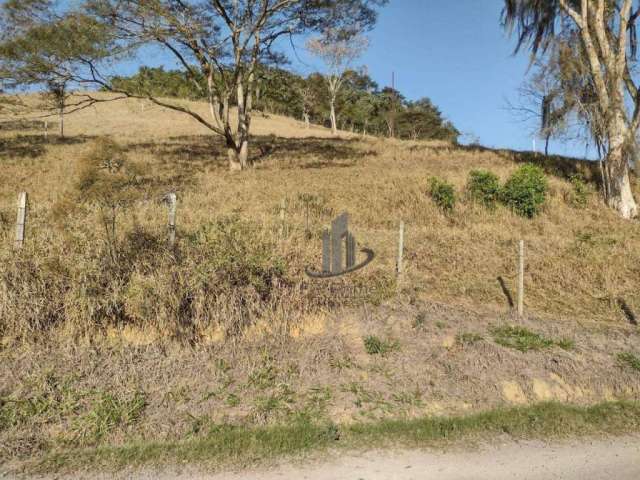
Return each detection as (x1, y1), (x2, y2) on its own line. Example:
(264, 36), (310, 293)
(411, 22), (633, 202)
(14, 436), (639, 480)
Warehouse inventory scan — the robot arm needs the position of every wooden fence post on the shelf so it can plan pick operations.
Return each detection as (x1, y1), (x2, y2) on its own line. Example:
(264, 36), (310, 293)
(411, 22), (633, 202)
(396, 221), (405, 276)
(44, 120), (48, 142)
(517, 239), (525, 318)
(167, 193), (177, 247)
(15, 192), (28, 249)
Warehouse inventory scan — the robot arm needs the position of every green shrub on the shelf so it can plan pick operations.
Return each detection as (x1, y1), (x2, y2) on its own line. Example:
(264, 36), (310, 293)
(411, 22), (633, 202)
(363, 336), (400, 355)
(501, 164), (548, 218)
(429, 177), (456, 213)
(466, 170), (501, 208)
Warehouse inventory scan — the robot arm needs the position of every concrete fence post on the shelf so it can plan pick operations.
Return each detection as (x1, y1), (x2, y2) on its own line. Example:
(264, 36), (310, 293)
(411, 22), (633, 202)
(15, 192), (28, 249)
(517, 240), (525, 318)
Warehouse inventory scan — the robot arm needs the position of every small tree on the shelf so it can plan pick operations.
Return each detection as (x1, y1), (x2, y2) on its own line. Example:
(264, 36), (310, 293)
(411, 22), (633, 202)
(43, 80), (67, 137)
(307, 28), (369, 135)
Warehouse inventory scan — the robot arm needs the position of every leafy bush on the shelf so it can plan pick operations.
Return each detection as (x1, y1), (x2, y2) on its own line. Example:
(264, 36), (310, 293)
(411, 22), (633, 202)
(363, 335), (400, 355)
(429, 177), (456, 213)
(466, 170), (501, 208)
(501, 164), (548, 218)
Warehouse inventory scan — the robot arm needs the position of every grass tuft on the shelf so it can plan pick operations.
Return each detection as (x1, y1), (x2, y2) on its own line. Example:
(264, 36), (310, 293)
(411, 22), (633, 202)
(363, 336), (400, 355)
(491, 326), (573, 353)
(617, 352), (640, 372)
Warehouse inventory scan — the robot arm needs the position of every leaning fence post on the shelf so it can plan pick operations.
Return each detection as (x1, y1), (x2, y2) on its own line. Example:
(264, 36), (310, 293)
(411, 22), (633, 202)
(166, 193), (177, 247)
(396, 221), (405, 276)
(517, 239), (525, 318)
(15, 192), (28, 249)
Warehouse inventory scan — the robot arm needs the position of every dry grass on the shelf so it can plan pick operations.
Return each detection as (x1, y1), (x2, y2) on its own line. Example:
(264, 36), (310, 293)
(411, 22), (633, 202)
(1, 93), (640, 467)
(2, 93), (639, 335)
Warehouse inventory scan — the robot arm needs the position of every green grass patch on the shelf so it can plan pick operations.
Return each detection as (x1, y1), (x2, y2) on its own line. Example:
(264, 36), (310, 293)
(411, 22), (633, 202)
(363, 336), (400, 355)
(618, 352), (640, 372)
(491, 326), (574, 353)
(32, 401), (640, 474)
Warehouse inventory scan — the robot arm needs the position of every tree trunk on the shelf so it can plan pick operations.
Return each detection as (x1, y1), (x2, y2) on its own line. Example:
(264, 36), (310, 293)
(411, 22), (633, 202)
(330, 98), (337, 135)
(226, 133), (251, 171)
(238, 138), (249, 169)
(544, 135), (550, 156)
(228, 147), (242, 171)
(604, 116), (638, 219)
(59, 105), (64, 138)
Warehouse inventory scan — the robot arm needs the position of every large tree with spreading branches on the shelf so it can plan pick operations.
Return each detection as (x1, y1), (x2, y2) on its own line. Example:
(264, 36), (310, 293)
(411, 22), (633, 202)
(1, 0), (386, 170)
(504, 0), (640, 218)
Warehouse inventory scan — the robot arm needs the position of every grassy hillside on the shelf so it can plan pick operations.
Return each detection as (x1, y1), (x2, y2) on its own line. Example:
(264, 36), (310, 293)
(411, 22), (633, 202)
(1, 95), (640, 471)
(1, 94), (639, 331)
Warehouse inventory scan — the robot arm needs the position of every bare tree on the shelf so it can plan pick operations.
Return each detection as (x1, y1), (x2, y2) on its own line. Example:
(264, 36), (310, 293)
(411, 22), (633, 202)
(299, 84), (316, 129)
(307, 28), (368, 135)
(504, 0), (640, 219)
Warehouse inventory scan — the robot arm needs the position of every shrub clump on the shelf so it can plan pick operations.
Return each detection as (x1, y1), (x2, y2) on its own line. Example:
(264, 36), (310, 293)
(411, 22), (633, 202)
(466, 170), (501, 209)
(428, 177), (456, 213)
(501, 164), (548, 218)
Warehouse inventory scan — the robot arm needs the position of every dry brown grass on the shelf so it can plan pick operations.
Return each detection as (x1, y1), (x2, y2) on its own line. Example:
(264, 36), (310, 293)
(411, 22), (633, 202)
(1, 93), (640, 338)
(2, 96), (640, 466)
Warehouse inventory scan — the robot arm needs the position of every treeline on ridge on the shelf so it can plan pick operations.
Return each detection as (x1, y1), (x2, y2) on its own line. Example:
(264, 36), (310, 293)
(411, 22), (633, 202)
(110, 66), (459, 142)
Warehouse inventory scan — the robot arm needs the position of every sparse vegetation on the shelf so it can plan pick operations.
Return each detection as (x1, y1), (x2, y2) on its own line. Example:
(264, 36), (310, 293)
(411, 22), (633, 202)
(363, 336), (400, 355)
(501, 164), (548, 218)
(0, 94), (639, 475)
(618, 352), (640, 372)
(30, 401), (640, 473)
(567, 174), (590, 208)
(413, 312), (427, 329)
(456, 332), (484, 346)
(491, 326), (573, 353)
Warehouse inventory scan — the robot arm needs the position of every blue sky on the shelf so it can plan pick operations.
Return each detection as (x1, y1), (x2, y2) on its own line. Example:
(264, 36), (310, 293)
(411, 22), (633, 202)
(285, 0), (587, 157)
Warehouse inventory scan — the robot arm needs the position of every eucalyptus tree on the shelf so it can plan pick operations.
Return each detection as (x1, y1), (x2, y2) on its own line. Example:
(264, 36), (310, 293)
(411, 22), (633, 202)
(504, 0), (640, 218)
(307, 27), (369, 135)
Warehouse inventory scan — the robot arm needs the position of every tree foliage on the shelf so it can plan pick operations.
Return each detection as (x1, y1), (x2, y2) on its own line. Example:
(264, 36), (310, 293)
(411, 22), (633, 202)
(503, 0), (640, 218)
(1, 0), (388, 170)
(111, 64), (459, 142)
